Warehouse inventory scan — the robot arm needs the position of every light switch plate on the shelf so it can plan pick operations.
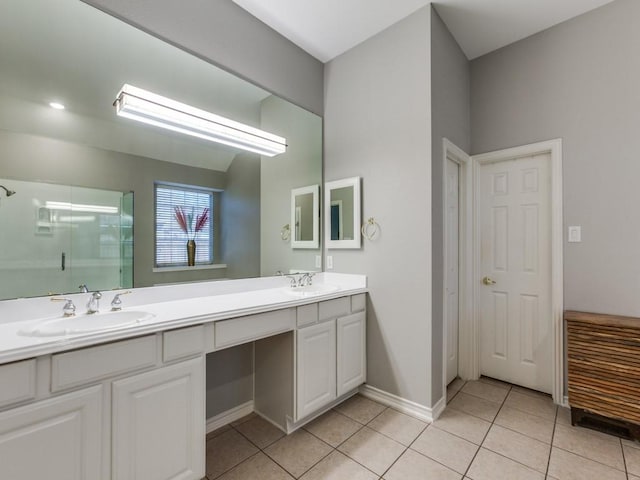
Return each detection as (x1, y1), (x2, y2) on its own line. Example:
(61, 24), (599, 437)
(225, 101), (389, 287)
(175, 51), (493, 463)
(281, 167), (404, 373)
(315, 255), (321, 268)
(326, 256), (333, 269)
(568, 226), (582, 243)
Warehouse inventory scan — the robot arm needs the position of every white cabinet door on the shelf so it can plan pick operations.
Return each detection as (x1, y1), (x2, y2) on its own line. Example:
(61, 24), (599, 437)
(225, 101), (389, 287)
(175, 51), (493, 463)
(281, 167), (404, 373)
(296, 320), (336, 420)
(112, 357), (205, 480)
(337, 312), (366, 396)
(0, 385), (103, 480)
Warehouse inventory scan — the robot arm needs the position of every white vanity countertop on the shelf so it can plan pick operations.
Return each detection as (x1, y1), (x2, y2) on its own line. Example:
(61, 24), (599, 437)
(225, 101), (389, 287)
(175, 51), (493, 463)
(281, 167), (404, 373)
(0, 273), (367, 365)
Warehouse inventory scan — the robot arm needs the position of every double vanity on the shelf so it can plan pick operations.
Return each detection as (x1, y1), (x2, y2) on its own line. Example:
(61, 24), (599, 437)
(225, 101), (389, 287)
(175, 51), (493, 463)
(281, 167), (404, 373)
(0, 273), (367, 480)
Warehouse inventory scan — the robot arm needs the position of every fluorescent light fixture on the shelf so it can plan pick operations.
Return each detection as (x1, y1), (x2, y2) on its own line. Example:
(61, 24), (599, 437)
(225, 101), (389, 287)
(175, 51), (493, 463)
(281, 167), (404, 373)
(49, 102), (65, 110)
(45, 201), (118, 214)
(114, 84), (287, 157)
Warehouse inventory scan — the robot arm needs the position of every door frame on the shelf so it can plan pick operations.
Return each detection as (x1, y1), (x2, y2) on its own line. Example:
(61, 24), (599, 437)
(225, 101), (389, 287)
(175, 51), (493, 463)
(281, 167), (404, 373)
(442, 138), (473, 398)
(467, 138), (564, 404)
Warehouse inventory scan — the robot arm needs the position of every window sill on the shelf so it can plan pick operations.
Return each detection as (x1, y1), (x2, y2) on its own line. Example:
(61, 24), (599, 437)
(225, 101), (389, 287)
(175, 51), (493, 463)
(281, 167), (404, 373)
(153, 264), (227, 273)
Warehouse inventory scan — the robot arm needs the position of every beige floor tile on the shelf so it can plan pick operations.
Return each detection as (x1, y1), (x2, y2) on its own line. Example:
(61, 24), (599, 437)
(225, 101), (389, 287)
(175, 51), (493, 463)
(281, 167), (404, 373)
(217, 452), (292, 480)
(547, 447), (626, 480)
(411, 426), (478, 474)
(300, 450), (377, 480)
(206, 429), (259, 479)
(553, 424), (624, 471)
(461, 380), (509, 404)
(511, 385), (552, 400)
(448, 377), (466, 393)
(338, 426), (405, 476)
(206, 424), (232, 440)
(264, 429), (332, 478)
(467, 448), (544, 480)
(447, 391), (501, 422)
(629, 475), (640, 480)
(478, 376), (512, 389)
(303, 410), (362, 447)
(502, 390), (556, 421)
(434, 407), (491, 445)
(623, 438), (640, 450)
(367, 408), (427, 446)
(624, 443), (640, 477)
(482, 424), (550, 473)
(494, 405), (554, 444)
(384, 448), (462, 480)
(556, 406), (571, 425)
(334, 394), (386, 424)
(235, 415), (285, 449)
(230, 412), (258, 427)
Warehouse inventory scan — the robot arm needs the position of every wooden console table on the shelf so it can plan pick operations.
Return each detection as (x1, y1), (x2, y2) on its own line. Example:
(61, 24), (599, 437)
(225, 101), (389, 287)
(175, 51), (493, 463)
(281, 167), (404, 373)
(566, 310), (640, 439)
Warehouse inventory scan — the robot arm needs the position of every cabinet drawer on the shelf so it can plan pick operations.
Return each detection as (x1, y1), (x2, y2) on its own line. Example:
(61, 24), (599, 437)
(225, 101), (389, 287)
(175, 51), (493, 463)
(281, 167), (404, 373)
(0, 359), (36, 409)
(351, 294), (366, 313)
(318, 297), (350, 322)
(297, 303), (319, 327)
(51, 335), (157, 392)
(215, 309), (295, 349)
(163, 325), (205, 363)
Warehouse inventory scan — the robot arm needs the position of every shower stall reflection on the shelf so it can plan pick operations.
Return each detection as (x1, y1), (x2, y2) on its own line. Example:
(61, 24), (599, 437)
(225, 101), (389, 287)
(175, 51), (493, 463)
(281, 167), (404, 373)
(0, 178), (133, 299)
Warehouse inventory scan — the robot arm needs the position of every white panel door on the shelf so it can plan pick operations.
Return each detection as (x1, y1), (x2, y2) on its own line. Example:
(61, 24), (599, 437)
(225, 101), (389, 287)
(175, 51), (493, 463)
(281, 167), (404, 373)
(478, 153), (552, 393)
(337, 311), (366, 396)
(112, 357), (205, 480)
(0, 386), (103, 480)
(445, 157), (460, 384)
(296, 320), (336, 420)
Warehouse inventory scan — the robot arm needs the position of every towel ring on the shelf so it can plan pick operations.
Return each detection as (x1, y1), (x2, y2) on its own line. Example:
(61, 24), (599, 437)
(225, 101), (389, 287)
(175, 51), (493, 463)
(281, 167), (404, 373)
(361, 217), (380, 241)
(281, 224), (291, 241)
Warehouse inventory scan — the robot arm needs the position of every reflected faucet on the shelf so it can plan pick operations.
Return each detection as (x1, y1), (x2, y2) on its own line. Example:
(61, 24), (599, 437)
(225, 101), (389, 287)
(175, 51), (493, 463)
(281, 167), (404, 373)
(78, 284), (89, 293)
(87, 291), (102, 314)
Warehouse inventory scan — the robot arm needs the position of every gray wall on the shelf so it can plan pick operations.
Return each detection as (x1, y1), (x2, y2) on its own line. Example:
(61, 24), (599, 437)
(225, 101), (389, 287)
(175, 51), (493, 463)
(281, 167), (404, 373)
(0, 131), (229, 288)
(471, 0), (640, 316)
(82, 0), (324, 116)
(324, 7), (434, 406)
(430, 8), (471, 402)
(205, 343), (254, 418)
(222, 153), (261, 279)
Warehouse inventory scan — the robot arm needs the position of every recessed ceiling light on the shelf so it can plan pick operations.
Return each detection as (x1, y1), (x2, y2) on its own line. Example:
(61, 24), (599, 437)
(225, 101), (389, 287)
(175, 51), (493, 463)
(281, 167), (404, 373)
(49, 102), (65, 110)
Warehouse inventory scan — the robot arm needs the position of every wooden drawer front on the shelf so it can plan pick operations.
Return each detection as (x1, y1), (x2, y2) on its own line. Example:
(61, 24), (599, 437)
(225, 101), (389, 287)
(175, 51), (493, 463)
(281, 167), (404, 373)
(51, 335), (157, 392)
(351, 294), (366, 313)
(0, 359), (36, 409)
(297, 304), (319, 327)
(567, 319), (640, 423)
(163, 325), (205, 363)
(215, 309), (295, 349)
(318, 297), (350, 322)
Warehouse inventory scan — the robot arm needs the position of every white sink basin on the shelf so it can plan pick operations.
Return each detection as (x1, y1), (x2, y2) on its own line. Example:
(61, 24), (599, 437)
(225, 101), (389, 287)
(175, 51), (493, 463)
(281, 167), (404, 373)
(19, 310), (155, 337)
(282, 284), (340, 298)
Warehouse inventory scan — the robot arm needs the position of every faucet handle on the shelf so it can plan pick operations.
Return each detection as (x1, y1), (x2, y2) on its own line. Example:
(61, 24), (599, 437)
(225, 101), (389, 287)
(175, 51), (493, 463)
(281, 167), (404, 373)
(111, 290), (132, 311)
(285, 274), (298, 287)
(51, 297), (76, 317)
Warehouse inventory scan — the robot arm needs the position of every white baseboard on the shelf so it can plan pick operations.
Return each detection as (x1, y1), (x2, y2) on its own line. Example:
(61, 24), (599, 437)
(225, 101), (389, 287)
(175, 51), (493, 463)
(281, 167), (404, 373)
(206, 400), (254, 434)
(359, 384), (441, 422)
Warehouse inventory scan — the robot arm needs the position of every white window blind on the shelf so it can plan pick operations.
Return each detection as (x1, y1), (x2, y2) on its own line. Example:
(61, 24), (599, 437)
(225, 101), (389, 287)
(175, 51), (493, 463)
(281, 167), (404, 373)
(155, 184), (214, 266)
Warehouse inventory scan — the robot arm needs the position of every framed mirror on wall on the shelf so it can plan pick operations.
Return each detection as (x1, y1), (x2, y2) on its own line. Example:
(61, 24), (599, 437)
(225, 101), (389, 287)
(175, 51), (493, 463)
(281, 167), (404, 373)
(325, 177), (361, 249)
(291, 185), (319, 249)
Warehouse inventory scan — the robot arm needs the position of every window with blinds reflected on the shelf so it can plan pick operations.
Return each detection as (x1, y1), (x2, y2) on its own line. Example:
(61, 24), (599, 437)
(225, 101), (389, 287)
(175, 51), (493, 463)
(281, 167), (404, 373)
(155, 183), (214, 267)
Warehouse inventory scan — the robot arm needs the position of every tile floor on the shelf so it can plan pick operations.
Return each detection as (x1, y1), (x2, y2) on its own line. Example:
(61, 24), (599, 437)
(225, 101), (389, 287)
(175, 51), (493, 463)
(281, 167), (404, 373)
(204, 377), (639, 479)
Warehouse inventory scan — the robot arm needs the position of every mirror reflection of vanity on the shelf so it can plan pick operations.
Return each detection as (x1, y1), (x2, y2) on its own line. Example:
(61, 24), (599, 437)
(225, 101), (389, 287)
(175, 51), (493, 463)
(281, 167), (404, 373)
(0, 0), (322, 300)
(325, 177), (361, 249)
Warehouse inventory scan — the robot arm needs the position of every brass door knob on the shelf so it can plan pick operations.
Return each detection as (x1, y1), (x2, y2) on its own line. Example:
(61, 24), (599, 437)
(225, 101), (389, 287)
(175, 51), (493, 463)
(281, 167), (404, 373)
(482, 276), (497, 285)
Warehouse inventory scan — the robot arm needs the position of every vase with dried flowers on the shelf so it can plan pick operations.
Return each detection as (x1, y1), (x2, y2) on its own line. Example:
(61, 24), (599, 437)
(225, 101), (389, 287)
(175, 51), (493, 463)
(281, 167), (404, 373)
(174, 206), (209, 266)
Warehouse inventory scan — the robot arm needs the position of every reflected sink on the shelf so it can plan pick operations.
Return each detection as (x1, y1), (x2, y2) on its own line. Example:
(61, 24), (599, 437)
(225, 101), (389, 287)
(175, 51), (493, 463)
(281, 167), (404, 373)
(19, 310), (155, 337)
(282, 284), (340, 298)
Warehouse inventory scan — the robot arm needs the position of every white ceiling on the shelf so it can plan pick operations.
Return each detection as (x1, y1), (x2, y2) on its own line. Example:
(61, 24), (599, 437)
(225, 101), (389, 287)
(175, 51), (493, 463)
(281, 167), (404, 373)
(232, 0), (617, 61)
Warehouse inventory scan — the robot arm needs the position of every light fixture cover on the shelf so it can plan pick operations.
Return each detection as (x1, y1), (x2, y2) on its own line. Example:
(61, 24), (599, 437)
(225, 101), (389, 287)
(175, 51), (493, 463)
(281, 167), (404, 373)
(114, 84), (287, 157)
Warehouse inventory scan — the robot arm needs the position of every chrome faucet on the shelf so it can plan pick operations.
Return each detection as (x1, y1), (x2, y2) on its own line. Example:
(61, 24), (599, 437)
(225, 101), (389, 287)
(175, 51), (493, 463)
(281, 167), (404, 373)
(51, 297), (76, 317)
(87, 291), (102, 314)
(110, 290), (132, 311)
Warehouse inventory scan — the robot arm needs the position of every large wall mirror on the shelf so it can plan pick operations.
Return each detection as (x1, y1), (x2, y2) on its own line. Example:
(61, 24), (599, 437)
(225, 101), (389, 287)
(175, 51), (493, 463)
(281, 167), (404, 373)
(0, 0), (322, 300)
